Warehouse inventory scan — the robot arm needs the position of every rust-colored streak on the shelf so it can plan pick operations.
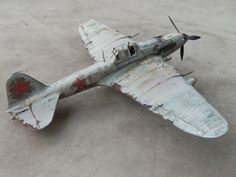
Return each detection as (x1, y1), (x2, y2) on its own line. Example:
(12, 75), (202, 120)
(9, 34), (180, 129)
(10, 79), (30, 97)
(75, 78), (86, 91)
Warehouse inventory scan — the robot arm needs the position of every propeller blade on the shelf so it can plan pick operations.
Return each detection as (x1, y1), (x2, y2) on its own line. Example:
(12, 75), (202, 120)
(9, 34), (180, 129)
(180, 46), (184, 60)
(168, 16), (180, 33)
(188, 35), (201, 40)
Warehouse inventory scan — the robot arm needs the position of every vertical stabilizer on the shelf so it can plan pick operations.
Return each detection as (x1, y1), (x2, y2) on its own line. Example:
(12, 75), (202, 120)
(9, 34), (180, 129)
(6, 72), (47, 108)
(6, 72), (59, 129)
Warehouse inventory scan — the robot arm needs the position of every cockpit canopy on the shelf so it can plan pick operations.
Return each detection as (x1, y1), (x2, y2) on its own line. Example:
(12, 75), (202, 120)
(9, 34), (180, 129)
(113, 42), (138, 63)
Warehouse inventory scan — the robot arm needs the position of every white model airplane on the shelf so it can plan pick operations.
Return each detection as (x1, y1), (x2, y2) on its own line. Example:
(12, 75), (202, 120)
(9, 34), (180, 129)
(6, 17), (228, 138)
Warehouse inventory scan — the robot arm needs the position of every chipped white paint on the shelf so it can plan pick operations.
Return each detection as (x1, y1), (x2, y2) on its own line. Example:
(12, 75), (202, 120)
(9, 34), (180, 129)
(6, 19), (228, 138)
(99, 58), (228, 138)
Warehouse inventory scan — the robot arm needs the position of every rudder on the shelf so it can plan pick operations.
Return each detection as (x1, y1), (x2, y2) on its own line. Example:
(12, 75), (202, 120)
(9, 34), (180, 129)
(6, 72), (47, 108)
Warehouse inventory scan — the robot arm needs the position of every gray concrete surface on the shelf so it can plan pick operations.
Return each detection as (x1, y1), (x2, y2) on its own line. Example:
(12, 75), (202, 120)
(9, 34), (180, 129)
(0, 0), (236, 177)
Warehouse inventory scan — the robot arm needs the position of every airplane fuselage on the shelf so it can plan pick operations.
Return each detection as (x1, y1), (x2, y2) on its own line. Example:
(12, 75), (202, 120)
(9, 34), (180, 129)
(51, 33), (186, 96)
(16, 33), (186, 108)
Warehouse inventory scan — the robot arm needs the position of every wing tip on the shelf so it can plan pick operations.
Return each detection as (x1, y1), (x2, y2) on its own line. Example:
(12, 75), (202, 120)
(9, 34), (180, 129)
(174, 115), (229, 138)
(201, 119), (229, 138)
(79, 19), (98, 28)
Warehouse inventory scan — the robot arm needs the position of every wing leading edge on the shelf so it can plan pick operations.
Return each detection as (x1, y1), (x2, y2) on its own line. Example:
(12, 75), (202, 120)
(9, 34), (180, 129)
(98, 57), (228, 138)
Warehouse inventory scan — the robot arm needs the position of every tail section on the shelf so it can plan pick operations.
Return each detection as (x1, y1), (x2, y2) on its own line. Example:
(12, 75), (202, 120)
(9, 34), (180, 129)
(8, 93), (59, 129)
(6, 72), (47, 108)
(6, 72), (59, 129)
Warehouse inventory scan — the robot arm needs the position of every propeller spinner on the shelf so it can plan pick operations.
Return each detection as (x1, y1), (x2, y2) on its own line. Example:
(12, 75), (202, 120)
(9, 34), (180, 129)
(168, 16), (201, 60)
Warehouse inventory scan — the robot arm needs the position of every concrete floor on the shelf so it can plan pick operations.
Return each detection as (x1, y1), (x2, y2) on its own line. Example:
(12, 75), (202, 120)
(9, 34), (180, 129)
(0, 0), (236, 176)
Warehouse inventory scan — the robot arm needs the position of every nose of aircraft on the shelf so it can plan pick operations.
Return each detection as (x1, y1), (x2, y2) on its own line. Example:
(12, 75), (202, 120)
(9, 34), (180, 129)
(182, 33), (201, 41)
(178, 33), (201, 60)
(168, 16), (201, 60)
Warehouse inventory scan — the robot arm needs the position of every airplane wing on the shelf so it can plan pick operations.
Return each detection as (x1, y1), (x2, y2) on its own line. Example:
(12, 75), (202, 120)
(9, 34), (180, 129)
(79, 19), (135, 63)
(98, 57), (228, 138)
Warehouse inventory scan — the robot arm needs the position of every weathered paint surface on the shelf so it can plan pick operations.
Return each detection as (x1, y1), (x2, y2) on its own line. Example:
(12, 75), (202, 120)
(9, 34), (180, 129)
(9, 78), (30, 98)
(6, 19), (228, 138)
(6, 72), (47, 108)
(9, 93), (60, 129)
(99, 57), (228, 138)
(74, 78), (86, 91)
(79, 19), (135, 63)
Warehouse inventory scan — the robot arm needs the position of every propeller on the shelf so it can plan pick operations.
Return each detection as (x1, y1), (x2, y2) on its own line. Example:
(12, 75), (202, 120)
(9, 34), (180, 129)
(168, 16), (180, 33)
(180, 46), (184, 60)
(168, 16), (201, 60)
(183, 33), (201, 40)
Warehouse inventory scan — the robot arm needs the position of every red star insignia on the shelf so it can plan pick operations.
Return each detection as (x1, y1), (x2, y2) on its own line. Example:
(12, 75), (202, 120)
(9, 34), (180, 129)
(10, 79), (30, 97)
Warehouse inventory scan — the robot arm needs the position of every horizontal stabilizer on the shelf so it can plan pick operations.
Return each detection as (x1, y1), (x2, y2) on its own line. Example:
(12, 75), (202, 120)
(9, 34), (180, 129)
(8, 93), (59, 129)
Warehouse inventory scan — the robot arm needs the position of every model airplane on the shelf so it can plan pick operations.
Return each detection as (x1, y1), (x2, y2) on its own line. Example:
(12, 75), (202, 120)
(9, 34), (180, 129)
(6, 17), (228, 138)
